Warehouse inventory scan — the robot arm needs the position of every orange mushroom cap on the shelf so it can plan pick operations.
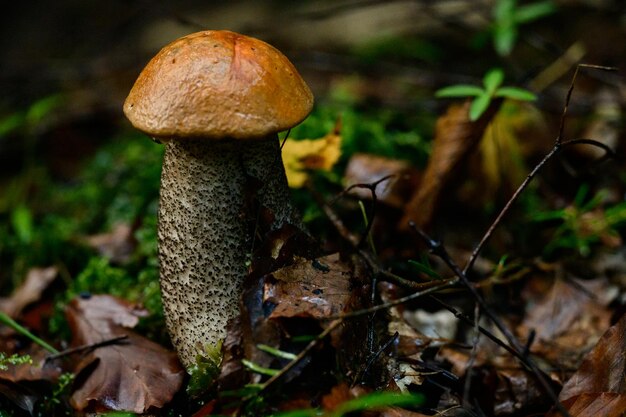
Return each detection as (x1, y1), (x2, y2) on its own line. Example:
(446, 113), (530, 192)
(124, 30), (314, 140)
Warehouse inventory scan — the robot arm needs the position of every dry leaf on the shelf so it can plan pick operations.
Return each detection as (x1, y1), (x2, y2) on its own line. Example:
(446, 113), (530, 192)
(547, 393), (626, 417)
(84, 223), (136, 263)
(265, 253), (352, 320)
(0, 348), (63, 415)
(559, 313), (626, 402)
(470, 101), (541, 202)
(344, 153), (421, 209)
(518, 278), (614, 366)
(282, 121), (342, 188)
(575, 87), (621, 159)
(0, 266), (58, 318)
(66, 295), (183, 413)
(399, 99), (501, 230)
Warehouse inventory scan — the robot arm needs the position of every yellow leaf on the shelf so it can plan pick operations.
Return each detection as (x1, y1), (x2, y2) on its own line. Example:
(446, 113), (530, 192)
(281, 121), (342, 188)
(479, 100), (543, 193)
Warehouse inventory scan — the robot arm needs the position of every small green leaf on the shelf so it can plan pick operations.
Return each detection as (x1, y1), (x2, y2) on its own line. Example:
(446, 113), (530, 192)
(331, 392), (424, 417)
(469, 93), (492, 121)
(242, 359), (279, 376)
(257, 344), (297, 360)
(408, 259), (441, 280)
(514, 1), (556, 24)
(494, 24), (517, 56)
(435, 85), (485, 98)
(25, 95), (63, 126)
(11, 205), (33, 245)
(494, 0), (516, 22)
(494, 87), (537, 101)
(0, 113), (26, 137)
(483, 68), (505, 94)
(0, 312), (58, 354)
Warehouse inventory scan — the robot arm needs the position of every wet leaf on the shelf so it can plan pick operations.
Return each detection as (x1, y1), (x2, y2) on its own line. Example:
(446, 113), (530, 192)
(65, 295), (183, 413)
(282, 121), (342, 188)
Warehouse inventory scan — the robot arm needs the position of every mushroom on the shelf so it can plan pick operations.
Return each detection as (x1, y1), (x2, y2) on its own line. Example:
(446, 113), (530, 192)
(123, 30), (313, 368)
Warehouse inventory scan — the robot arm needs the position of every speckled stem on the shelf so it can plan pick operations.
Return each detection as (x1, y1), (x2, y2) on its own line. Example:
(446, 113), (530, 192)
(158, 139), (247, 368)
(243, 136), (303, 229)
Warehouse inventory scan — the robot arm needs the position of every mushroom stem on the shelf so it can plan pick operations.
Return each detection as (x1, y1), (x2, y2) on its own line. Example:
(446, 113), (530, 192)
(158, 139), (247, 368)
(243, 136), (303, 229)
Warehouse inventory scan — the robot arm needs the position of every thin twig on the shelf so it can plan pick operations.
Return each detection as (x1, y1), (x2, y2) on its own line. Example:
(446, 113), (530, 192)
(256, 319), (343, 394)
(352, 331), (399, 386)
(463, 64), (617, 275)
(317, 185), (440, 290)
(331, 174), (395, 249)
(430, 296), (528, 365)
(410, 224), (569, 417)
(557, 65), (618, 145)
(463, 146), (558, 274)
(44, 335), (129, 363)
(462, 303), (480, 408)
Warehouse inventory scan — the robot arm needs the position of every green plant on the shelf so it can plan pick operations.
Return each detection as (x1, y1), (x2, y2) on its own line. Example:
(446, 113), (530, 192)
(436, 68), (536, 121)
(0, 352), (32, 370)
(530, 185), (626, 257)
(0, 95), (64, 138)
(491, 0), (556, 56)
(271, 391), (424, 417)
(0, 312), (58, 353)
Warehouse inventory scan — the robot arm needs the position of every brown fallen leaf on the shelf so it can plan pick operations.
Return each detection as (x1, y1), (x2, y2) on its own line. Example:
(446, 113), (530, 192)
(0, 347), (63, 415)
(344, 153), (421, 209)
(399, 99), (501, 230)
(240, 250), (374, 387)
(518, 277), (614, 367)
(558, 313), (626, 402)
(84, 223), (136, 264)
(217, 316), (246, 392)
(265, 253), (353, 321)
(0, 266), (58, 318)
(65, 295), (183, 414)
(438, 346), (558, 416)
(547, 393), (626, 417)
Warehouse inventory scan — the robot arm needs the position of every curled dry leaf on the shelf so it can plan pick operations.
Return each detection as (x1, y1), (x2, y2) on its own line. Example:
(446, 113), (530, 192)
(65, 295), (183, 414)
(0, 266), (58, 318)
(399, 99), (501, 230)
